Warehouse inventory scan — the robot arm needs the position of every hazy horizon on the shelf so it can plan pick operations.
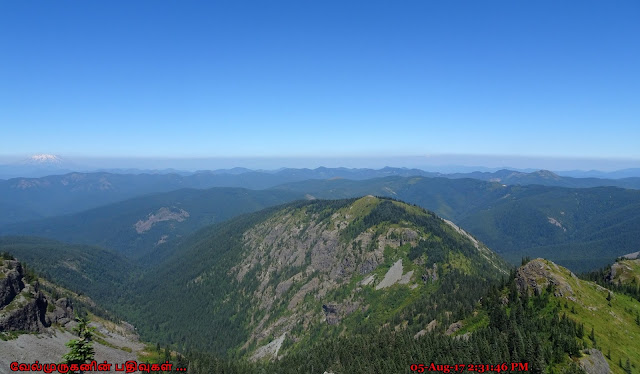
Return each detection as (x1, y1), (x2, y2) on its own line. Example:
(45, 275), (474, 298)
(1, 153), (639, 174)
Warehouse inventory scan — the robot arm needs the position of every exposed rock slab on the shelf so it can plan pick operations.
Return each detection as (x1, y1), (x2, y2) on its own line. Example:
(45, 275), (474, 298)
(376, 260), (403, 290)
(578, 349), (610, 374)
(251, 333), (286, 361)
(399, 270), (414, 285)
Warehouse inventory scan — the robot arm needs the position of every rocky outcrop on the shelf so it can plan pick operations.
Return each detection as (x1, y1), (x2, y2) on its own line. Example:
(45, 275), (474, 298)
(608, 259), (640, 285)
(321, 301), (361, 325)
(358, 258), (378, 275)
(578, 349), (610, 374)
(0, 290), (50, 332)
(422, 263), (438, 283)
(0, 261), (24, 308)
(322, 303), (340, 325)
(47, 297), (74, 325)
(1, 258), (73, 333)
(515, 259), (575, 297)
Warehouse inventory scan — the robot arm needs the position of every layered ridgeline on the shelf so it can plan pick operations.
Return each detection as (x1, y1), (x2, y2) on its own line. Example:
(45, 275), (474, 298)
(0, 171), (310, 226)
(129, 196), (509, 357)
(0, 187), (302, 259)
(4, 174), (640, 271)
(274, 177), (640, 272)
(2, 167), (639, 226)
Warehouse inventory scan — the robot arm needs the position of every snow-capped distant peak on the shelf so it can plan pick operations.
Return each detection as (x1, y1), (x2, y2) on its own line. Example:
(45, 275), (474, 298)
(24, 154), (63, 165)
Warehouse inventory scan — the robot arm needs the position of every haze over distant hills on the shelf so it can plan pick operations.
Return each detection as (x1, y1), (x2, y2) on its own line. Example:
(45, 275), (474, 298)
(2, 154), (640, 179)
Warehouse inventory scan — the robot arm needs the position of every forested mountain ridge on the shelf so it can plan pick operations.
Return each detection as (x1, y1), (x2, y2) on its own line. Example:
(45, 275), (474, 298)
(274, 177), (640, 272)
(126, 196), (510, 357)
(0, 237), (136, 308)
(443, 169), (640, 189)
(0, 187), (302, 259)
(4, 174), (638, 275)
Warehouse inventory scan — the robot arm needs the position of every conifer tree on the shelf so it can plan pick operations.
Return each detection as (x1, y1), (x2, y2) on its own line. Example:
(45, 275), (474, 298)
(62, 317), (96, 373)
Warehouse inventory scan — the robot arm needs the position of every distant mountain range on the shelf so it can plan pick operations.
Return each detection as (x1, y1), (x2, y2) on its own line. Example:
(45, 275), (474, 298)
(2, 154), (640, 180)
(3, 174), (640, 272)
(2, 167), (640, 226)
(556, 168), (640, 179)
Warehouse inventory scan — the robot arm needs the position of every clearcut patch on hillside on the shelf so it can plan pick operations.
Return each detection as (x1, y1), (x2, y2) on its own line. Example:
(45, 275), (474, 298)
(134, 207), (189, 233)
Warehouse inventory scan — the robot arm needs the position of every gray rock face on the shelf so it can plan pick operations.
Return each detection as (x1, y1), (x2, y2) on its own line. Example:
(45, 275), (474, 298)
(515, 259), (574, 297)
(322, 303), (340, 325)
(0, 261), (25, 308)
(47, 297), (74, 325)
(359, 258), (378, 275)
(375, 259), (403, 290)
(423, 263), (438, 283)
(578, 349), (610, 374)
(0, 259), (68, 333)
(0, 291), (50, 332)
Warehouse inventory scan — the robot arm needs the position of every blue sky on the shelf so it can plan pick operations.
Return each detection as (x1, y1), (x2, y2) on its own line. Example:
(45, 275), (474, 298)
(1, 1), (639, 168)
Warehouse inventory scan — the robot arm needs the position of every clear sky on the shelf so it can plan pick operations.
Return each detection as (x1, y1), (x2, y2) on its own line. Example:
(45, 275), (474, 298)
(1, 1), (639, 168)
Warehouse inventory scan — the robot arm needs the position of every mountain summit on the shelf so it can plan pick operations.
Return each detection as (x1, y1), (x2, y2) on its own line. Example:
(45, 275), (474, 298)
(131, 196), (509, 357)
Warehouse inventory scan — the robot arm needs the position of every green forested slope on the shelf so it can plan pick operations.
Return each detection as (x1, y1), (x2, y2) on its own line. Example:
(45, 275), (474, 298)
(186, 259), (636, 374)
(0, 236), (136, 307)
